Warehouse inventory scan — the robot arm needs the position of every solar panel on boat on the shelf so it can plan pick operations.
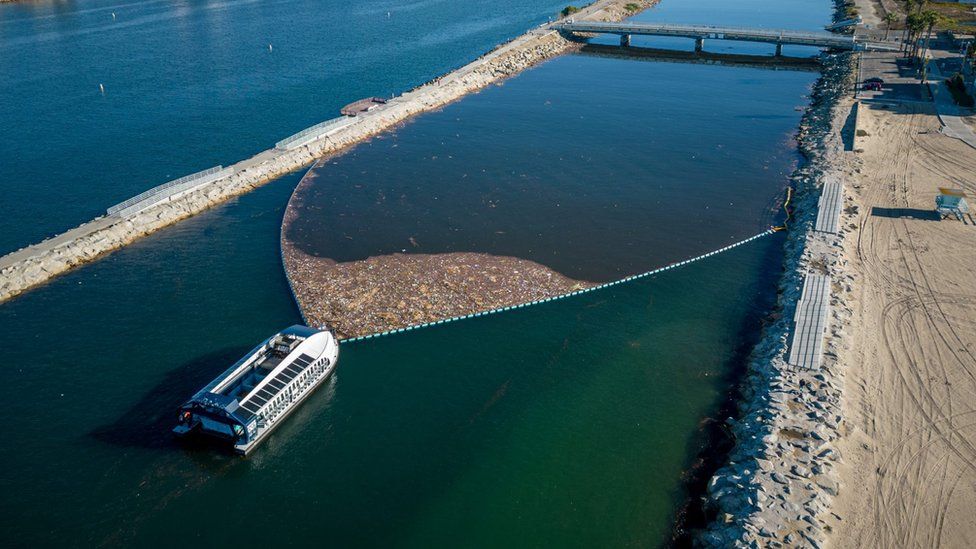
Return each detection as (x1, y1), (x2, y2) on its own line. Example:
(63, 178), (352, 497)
(240, 403), (259, 415)
(237, 352), (319, 412)
(237, 409), (255, 421)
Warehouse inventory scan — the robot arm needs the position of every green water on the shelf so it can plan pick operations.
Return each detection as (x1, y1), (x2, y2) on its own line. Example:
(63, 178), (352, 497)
(0, 171), (781, 545)
(0, 0), (825, 544)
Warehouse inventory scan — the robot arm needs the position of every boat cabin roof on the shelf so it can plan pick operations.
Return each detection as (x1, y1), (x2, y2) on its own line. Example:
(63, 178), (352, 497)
(181, 325), (329, 425)
(234, 352), (319, 421)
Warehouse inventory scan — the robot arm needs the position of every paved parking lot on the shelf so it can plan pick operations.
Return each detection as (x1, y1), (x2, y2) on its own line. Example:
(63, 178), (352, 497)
(856, 51), (929, 102)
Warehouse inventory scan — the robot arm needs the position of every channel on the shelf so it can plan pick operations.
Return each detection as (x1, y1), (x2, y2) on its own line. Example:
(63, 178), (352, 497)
(0, 0), (831, 545)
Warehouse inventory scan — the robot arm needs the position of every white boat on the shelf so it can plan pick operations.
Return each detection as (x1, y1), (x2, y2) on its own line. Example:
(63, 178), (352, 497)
(173, 325), (339, 455)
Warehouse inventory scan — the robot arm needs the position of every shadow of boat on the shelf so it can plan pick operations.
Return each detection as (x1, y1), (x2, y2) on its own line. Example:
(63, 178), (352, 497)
(89, 346), (250, 451)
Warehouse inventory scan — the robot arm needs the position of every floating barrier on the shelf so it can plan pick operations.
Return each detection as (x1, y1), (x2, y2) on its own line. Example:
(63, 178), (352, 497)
(338, 228), (778, 344)
(280, 161), (319, 327)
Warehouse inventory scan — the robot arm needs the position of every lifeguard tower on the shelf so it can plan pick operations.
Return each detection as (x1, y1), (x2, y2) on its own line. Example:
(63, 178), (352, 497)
(936, 188), (970, 220)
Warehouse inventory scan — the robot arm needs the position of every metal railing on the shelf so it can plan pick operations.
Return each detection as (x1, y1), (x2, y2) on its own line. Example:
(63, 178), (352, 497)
(107, 165), (233, 218)
(275, 116), (358, 150)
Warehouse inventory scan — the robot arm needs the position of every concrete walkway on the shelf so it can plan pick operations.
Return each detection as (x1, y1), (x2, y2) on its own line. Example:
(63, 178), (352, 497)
(926, 61), (976, 149)
(0, 215), (120, 271)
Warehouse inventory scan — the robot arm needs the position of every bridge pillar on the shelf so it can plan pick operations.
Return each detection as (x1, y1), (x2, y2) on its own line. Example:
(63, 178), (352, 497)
(694, 37), (704, 53)
(775, 42), (783, 56)
(620, 34), (631, 47)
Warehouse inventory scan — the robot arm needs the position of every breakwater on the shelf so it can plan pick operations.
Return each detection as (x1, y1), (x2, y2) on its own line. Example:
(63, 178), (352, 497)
(698, 51), (858, 546)
(0, 0), (655, 305)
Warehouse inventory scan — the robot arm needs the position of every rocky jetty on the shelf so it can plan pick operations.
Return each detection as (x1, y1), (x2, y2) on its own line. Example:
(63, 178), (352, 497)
(698, 52), (859, 547)
(0, 0), (657, 305)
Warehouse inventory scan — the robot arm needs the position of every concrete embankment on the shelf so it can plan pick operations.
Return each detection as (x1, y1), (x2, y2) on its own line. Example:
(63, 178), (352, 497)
(0, 0), (655, 305)
(698, 52), (859, 547)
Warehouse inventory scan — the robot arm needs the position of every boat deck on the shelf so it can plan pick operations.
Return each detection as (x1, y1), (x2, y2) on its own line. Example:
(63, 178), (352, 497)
(219, 354), (283, 399)
(236, 353), (318, 421)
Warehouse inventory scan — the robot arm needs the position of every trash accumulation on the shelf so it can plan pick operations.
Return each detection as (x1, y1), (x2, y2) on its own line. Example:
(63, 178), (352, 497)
(283, 246), (592, 339)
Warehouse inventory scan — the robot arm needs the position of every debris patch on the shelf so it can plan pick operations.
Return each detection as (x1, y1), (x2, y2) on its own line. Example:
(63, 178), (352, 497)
(283, 246), (592, 339)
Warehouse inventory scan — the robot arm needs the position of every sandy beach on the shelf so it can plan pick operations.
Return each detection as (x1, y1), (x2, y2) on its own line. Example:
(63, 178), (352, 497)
(828, 101), (976, 547)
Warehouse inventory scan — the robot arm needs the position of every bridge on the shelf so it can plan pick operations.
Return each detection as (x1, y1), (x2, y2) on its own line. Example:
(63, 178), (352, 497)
(554, 21), (898, 54)
(578, 43), (821, 72)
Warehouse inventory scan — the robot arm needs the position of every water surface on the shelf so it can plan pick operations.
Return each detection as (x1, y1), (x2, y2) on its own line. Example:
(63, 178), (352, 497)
(0, 0), (568, 254)
(0, 0), (830, 545)
(0, 199), (782, 545)
(287, 53), (813, 282)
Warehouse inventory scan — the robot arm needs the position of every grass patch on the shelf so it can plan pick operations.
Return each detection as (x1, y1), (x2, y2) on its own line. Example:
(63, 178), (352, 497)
(929, 2), (976, 26)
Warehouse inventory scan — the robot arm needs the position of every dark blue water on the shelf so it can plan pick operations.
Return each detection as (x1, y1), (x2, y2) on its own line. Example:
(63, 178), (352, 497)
(287, 53), (812, 282)
(0, 0), (831, 545)
(0, 0), (569, 255)
(621, 0), (833, 56)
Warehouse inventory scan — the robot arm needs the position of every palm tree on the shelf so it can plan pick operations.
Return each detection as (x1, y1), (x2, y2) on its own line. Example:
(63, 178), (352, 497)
(919, 10), (945, 62)
(883, 13), (899, 41)
(905, 12), (925, 57)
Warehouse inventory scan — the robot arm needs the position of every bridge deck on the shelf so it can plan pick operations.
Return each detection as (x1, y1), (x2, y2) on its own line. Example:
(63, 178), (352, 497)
(554, 21), (896, 51)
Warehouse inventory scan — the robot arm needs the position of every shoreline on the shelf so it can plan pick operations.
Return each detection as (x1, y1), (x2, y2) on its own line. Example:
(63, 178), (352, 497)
(697, 41), (859, 546)
(0, 0), (655, 305)
(699, 19), (976, 546)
